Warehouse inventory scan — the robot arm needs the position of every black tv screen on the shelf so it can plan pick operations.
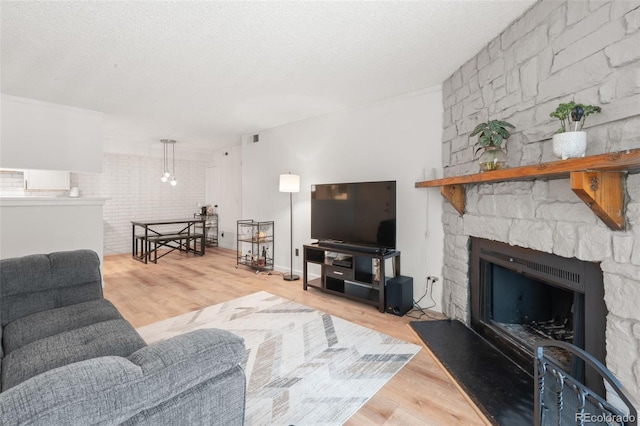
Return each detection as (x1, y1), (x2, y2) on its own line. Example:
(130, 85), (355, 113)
(311, 181), (396, 249)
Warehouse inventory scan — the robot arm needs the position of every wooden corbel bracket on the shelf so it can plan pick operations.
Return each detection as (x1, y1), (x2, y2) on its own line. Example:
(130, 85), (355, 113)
(570, 171), (626, 231)
(441, 185), (465, 216)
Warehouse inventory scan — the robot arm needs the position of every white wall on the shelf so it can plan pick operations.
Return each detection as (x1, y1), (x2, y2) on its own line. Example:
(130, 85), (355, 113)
(0, 95), (103, 172)
(242, 86), (445, 311)
(0, 95), (105, 268)
(206, 146), (242, 249)
(0, 198), (105, 280)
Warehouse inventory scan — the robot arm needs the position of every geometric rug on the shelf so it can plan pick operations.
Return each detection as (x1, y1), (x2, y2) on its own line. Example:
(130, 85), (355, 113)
(137, 291), (421, 425)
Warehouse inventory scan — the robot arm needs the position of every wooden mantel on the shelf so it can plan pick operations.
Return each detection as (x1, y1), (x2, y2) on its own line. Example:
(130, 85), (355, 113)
(415, 148), (640, 231)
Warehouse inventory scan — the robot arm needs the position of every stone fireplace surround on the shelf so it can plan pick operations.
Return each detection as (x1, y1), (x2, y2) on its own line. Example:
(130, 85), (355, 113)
(438, 0), (640, 404)
(441, 177), (640, 404)
(443, 175), (640, 401)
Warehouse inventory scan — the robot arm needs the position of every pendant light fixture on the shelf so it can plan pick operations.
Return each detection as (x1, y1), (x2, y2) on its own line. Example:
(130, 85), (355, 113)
(160, 139), (177, 186)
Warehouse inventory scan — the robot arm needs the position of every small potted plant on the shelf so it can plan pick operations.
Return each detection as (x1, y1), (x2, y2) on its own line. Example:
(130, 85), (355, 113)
(550, 101), (601, 160)
(470, 119), (515, 172)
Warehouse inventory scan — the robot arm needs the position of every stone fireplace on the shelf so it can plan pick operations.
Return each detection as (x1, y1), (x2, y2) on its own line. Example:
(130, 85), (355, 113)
(438, 0), (640, 404)
(440, 177), (640, 404)
(469, 237), (606, 396)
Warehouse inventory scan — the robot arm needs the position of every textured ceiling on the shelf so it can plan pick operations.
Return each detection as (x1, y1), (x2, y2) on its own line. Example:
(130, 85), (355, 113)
(1, 1), (535, 153)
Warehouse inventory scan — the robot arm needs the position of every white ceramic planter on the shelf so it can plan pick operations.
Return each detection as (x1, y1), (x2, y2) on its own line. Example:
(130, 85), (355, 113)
(552, 131), (587, 160)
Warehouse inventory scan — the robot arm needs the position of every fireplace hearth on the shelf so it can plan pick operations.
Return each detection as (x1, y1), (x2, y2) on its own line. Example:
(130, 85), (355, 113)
(470, 238), (607, 397)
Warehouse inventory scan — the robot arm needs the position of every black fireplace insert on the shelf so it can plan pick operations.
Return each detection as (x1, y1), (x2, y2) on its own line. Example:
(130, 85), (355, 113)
(470, 238), (607, 397)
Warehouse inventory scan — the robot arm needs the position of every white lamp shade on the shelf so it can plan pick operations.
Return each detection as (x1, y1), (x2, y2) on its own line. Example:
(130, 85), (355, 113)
(279, 174), (300, 193)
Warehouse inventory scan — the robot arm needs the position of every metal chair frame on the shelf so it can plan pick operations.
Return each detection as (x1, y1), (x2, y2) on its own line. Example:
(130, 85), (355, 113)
(535, 340), (637, 426)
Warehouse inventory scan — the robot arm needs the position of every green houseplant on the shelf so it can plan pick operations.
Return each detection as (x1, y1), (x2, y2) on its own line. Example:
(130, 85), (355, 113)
(470, 119), (515, 171)
(550, 101), (601, 159)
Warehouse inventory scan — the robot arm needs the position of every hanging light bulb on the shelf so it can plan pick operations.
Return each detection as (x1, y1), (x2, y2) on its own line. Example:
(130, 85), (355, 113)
(160, 139), (177, 186)
(170, 141), (177, 186)
(160, 139), (169, 181)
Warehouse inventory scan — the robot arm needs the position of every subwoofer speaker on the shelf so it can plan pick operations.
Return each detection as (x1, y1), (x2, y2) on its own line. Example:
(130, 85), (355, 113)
(385, 275), (413, 316)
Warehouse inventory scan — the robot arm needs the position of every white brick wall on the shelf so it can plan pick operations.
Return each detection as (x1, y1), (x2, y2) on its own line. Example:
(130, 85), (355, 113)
(441, 0), (640, 402)
(0, 171), (25, 195)
(72, 153), (207, 255)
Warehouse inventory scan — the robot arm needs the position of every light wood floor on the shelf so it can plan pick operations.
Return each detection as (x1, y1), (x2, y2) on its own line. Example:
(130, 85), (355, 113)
(104, 247), (487, 425)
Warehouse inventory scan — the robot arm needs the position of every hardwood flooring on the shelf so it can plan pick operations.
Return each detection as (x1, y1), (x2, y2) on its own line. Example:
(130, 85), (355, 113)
(104, 248), (488, 425)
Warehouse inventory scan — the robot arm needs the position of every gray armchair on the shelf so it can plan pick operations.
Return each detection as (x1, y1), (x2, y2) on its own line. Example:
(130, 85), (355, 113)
(0, 250), (246, 425)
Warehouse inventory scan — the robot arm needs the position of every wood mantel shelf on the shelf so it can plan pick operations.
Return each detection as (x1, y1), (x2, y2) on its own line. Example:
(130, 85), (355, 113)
(415, 148), (640, 231)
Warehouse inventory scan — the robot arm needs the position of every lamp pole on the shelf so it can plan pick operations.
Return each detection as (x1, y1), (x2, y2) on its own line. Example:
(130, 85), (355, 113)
(286, 190), (298, 280)
(279, 173), (300, 281)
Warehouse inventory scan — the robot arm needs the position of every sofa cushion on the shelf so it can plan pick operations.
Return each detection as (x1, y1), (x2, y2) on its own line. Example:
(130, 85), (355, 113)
(2, 318), (146, 390)
(3, 299), (123, 355)
(0, 250), (103, 326)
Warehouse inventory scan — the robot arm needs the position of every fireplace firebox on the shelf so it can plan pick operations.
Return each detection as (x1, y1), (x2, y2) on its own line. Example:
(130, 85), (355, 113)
(470, 238), (607, 397)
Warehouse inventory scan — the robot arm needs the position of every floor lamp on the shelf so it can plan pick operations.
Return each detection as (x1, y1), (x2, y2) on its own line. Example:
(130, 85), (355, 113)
(279, 173), (300, 281)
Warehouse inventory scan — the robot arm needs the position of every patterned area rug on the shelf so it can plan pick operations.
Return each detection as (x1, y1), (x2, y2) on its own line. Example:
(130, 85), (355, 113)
(137, 291), (421, 425)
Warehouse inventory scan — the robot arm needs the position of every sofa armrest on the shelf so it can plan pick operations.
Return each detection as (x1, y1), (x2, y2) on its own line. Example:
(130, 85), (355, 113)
(128, 328), (245, 375)
(0, 329), (246, 426)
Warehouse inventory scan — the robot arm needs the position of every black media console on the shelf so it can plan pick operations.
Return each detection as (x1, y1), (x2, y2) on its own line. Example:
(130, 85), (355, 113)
(303, 243), (401, 313)
(317, 240), (392, 255)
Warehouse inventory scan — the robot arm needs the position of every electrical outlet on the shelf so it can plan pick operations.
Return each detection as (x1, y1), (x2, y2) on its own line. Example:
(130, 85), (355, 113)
(427, 276), (439, 283)
(295, 248), (299, 256)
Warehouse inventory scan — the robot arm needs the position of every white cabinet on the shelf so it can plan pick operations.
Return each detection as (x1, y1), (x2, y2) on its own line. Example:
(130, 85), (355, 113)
(24, 170), (70, 190)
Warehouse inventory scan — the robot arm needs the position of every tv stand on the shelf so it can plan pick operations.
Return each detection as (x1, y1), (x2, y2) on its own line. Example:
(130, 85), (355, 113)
(303, 243), (401, 313)
(317, 240), (389, 254)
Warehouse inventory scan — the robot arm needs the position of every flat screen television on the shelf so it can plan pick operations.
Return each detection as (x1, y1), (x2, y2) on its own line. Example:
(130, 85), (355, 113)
(310, 180), (396, 250)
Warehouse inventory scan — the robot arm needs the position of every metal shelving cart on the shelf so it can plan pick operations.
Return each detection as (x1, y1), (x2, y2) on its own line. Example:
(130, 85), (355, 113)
(194, 212), (219, 247)
(236, 220), (274, 272)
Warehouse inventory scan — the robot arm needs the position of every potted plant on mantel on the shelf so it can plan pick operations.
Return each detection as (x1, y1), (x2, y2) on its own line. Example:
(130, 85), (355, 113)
(470, 119), (515, 172)
(550, 101), (601, 160)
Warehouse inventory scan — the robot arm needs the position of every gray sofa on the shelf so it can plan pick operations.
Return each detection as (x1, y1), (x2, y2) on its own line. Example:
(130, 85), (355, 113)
(0, 250), (246, 425)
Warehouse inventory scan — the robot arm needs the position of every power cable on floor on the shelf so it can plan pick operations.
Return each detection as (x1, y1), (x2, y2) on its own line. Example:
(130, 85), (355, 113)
(406, 276), (440, 320)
